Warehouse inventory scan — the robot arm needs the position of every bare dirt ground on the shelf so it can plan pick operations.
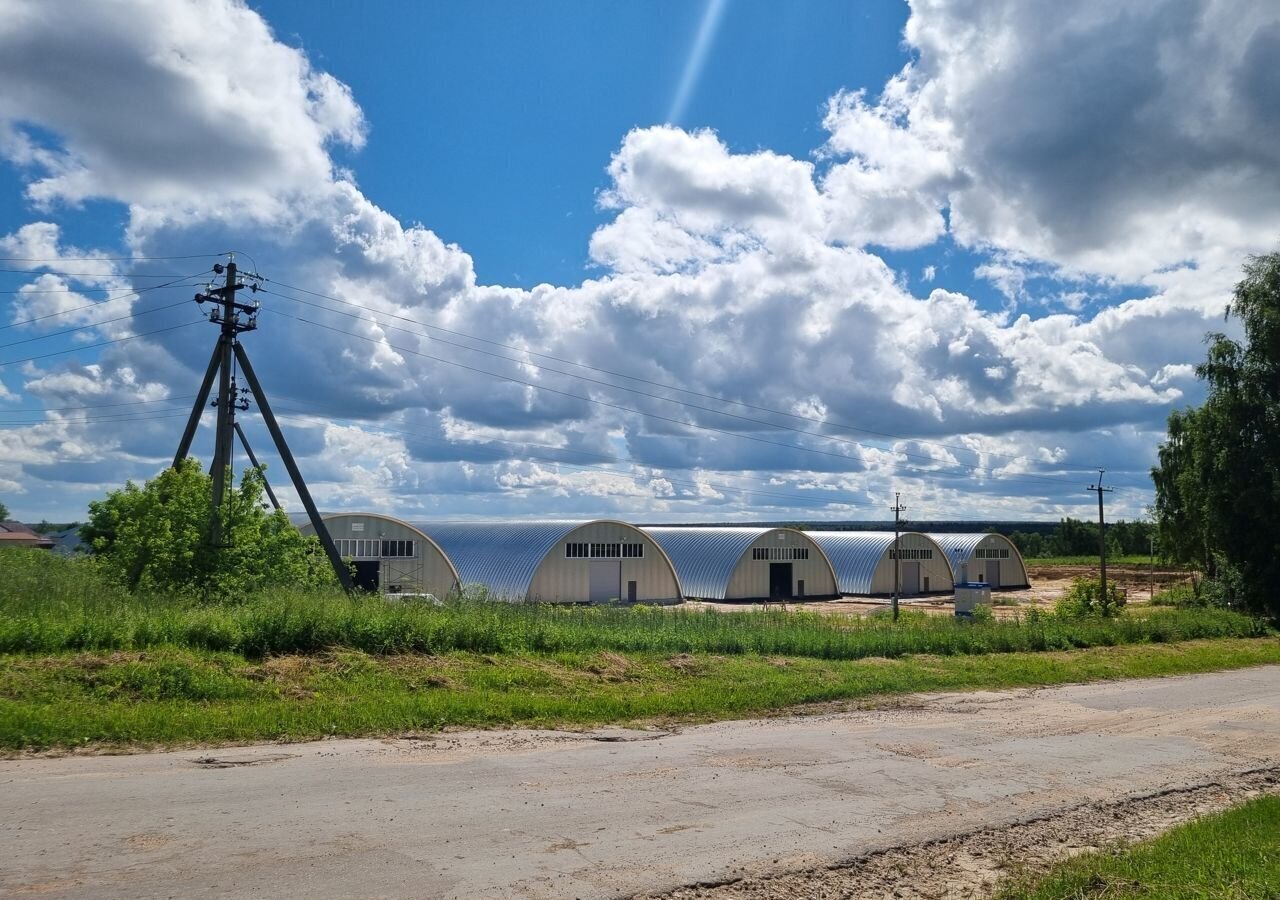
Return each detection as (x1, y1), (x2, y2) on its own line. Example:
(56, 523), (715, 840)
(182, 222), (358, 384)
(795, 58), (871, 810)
(689, 564), (1199, 620)
(650, 766), (1280, 900)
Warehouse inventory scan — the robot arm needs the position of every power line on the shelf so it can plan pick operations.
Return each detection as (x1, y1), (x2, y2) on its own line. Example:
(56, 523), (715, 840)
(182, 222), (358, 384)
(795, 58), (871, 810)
(0, 320), (206, 368)
(263, 279), (1085, 476)
(0, 300), (191, 350)
(263, 292), (1055, 483)
(0, 267), (201, 278)
(0, 409), (194, 428)
(0, 395), (194, 414)
(267, 407), (859, 509)
(268, 307), (1073, 488)
(1, 270), (212, 331)
(269, 399), (858, 506)
(0, 253), (225, 262)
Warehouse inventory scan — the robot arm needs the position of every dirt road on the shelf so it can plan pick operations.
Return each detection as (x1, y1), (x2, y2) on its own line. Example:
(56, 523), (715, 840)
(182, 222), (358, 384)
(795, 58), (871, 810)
(4, 666), (1279, 899)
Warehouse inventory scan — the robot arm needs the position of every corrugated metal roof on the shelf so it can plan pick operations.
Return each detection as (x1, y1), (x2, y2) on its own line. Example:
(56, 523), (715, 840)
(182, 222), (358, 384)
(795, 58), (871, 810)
(409, 521), (592, 601)
(642, 527), (776, 600)
(929, 533), (1030, 586)
(805, 531), (899, 594)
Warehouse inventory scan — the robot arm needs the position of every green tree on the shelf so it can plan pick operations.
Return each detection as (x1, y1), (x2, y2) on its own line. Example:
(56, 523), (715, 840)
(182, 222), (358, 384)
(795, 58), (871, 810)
(0, 499), (8, 520)
(1152, 252), (1280, 614)
(83, 458), (337, 599)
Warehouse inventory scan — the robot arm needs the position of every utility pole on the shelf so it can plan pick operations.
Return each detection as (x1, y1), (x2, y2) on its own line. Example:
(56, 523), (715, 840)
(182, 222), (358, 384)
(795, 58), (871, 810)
(891, 492), (906, 623)
(173, 255), (353, 592)
(1149, 534), (1156, 601)
(1087, 469), (1113, 602)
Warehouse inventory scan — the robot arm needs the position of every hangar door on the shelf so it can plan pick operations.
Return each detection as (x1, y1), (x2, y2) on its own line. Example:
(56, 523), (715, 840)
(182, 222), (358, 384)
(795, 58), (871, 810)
(901, 562), (920, 594)
(589, 559), (621, 603)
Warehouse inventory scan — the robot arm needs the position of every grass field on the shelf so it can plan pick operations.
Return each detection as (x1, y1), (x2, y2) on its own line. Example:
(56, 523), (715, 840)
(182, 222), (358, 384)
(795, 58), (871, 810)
(1, 587), (1267, 659)
(1, 548), (1275, 752)
(999, 795), (1280, 899)
(4, 639), (1280, 751)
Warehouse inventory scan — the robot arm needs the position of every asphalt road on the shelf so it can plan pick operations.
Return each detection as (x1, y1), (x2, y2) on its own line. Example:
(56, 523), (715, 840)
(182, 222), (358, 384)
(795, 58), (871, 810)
(4, 666), (1279, 899)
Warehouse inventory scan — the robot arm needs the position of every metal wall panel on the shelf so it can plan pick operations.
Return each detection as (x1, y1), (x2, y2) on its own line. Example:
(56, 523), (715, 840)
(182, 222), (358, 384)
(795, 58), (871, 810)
(930, 533), (1030, 588)
(643, 527), (839, 600)
(808, 531), (954, 596)
(293, 512), (461, 598)
(528, 522), (681, 603)
(413, 520), (681, 603)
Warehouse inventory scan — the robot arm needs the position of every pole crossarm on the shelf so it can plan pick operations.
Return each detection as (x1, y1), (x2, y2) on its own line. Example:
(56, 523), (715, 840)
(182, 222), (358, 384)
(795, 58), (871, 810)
(167, 254), (352, 592)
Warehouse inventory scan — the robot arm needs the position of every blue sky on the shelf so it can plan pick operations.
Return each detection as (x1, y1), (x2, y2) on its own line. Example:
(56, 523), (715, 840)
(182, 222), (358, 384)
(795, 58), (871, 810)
(1, 0), (1274, 523)
(256, 0), (910, 289)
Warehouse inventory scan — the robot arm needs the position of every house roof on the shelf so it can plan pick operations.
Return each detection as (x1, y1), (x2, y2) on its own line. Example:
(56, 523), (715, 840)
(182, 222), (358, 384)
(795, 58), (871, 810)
(0, 521), (56, 548)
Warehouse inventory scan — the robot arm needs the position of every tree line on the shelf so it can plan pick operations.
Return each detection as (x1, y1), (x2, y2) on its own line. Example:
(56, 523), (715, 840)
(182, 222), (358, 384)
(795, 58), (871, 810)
(1150, 251), (1280, 616)
(1004, 518), (1155, 560)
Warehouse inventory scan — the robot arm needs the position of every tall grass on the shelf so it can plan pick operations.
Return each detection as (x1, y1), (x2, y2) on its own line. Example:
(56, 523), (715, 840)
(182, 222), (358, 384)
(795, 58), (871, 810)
(0, 549), (1268, 661)
(999, 795), (1280, 899)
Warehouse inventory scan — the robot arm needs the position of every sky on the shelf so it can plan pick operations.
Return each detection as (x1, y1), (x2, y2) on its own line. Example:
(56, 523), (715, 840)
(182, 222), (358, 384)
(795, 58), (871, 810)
(0, 0), (1276, 524)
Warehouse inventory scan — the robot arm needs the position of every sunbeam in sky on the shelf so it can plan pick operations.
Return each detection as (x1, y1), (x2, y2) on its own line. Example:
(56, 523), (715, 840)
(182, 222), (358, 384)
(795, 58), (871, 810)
(666, 0), (729, 125)
(1, 0), (1271, 524)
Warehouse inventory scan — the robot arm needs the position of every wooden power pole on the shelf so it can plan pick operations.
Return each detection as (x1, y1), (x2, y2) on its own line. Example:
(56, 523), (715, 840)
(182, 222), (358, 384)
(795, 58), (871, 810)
(172, 255), (353, 592)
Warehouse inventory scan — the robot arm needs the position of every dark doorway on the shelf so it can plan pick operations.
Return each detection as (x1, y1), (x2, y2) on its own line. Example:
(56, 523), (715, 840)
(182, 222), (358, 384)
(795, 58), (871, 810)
(353, 560), (380, 592)
(769, 563), (793, 600)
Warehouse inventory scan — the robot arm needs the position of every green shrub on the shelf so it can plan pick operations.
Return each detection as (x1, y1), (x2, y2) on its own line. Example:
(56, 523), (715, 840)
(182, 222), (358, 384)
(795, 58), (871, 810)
(1055, 576), (1126, 618)
(1150, 583), (1202, 607)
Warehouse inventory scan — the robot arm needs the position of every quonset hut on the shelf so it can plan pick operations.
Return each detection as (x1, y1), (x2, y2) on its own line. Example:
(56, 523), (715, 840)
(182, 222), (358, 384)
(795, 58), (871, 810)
(291, 512), (461, 596)
(930, 533), (1030, 589)
(414, 520), (682, 604)
(806, 531), (954, 597)
(642, 527), (839, 601)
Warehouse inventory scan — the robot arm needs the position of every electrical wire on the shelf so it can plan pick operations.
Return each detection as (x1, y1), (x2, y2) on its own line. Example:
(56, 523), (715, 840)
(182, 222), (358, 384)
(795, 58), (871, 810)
(0, 395), (194, 414)
(263, 279), (1085, 476)
(0, 270), (212, 331)
(266, 408), (857, 509)
(0, 320), (207, 368)
(0, 300), (191, 350)
(0, 267), (203, 278)
(267, 308), (1073, 488)
(0, 410), (192, 429)
(264, 288), (1064, 483)
(0, 253), (226, 262)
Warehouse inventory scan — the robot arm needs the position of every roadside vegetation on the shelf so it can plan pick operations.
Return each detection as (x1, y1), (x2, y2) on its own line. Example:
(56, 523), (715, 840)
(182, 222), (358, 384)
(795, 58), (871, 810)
(999, 795), (1280, 899)
(1, 546), (1276, 751)
(5, 640), (1279, 751)
(0, 549), (1267, 660)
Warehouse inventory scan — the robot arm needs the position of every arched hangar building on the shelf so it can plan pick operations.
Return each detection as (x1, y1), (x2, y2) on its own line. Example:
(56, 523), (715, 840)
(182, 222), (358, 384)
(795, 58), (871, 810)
(806, 531), (954, 597)
(642, 527), (839, 601)
(414, 520), (682, 604)
(930, 533), (1030, 589)
(291, 512), (461, 597)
